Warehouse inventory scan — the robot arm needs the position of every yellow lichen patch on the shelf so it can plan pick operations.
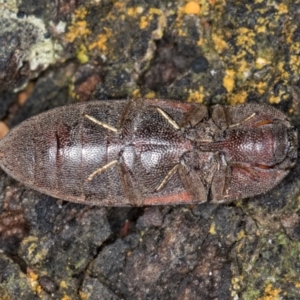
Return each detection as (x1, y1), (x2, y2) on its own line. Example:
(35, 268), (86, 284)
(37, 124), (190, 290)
(269, 95), (281, 104)
(209, 222), (216, 234)
(256, 57), (270, 69)
(132, 88), (141, 98)
(88, 28), (112, 52)
(27, 268), (43, 296)
(184, 1), (201, 15)
(290, 55), (300, 74)
(231, 57), (252, 82)
(231, 276), (243, 291)
(66, 21), (91, 43)
(149, 8), (163, 15)
(256, 81), (267, 94)
(229, 91), (247, 105)
(277, 3), (288, 14)
(277, 61), (290, 80)
(139, 8), (163, 31)
(259, 283), (282, 300)
(140, 16), (148, 29)
(74, 6), (88, 19)
(212, 33), (228, 53)
(65, 7), (91, 43)
(187, 86), (205, 103)
(255, 24), (266, 33)
(236, 27), (255, 49)
(127, 6), (144, 17)
(223, 69), (235, 93)
(77, 44), (89, 63)
(145, 91), (156, 98)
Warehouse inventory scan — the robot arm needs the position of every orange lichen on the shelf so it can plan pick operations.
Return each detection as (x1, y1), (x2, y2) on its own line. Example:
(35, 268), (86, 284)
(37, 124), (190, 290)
(187, 86), (205, 103)
(256, 81), (267, 94)
(65, 7), (91, 43)
(258, 283), (282, 300)
(138, 8), (163, 30)
(184, 1), (201, 15)
(212, 33), (228, 53)
(127, 6), (144, 17)
(277, 3), (288, 14)
(88, 28), (112, 52)
(230, 91), (247, 105)
(269, 95), (281, 104)
(236, 28), (255, 48)
(140, 16), (148, 29)
(223, 69), (235, 93)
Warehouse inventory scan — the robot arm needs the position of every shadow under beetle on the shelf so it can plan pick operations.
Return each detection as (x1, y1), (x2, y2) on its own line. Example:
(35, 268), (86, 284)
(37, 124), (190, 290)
(0, 99), (297, 206)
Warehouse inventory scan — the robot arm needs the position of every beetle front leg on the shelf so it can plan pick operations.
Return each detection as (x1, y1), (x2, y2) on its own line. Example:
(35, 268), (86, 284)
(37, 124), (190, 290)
(210, 160), (231, 203)
(210, 162), (291, 203)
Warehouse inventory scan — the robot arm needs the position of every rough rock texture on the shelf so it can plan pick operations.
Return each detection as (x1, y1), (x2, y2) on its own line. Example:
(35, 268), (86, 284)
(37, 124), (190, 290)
(0, 0), (300, 299)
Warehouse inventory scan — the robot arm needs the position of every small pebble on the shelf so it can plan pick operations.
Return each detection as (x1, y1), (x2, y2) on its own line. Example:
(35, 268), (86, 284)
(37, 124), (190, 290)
(190, 56), (209, 73)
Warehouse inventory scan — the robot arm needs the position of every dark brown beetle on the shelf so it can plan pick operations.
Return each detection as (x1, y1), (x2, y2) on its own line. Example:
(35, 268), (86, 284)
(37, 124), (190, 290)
(0, 99), (297, 206)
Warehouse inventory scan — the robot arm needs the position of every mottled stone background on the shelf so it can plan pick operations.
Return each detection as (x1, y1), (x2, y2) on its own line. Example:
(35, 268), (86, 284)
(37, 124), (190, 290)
(0, 0), (300, 299)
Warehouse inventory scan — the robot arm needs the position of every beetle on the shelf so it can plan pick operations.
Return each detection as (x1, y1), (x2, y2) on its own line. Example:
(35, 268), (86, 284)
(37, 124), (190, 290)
(0, 99), (297, 206)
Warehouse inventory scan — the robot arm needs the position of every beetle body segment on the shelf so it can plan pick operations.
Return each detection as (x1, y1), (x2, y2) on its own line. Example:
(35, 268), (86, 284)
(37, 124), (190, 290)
(0, 99), (297, 206)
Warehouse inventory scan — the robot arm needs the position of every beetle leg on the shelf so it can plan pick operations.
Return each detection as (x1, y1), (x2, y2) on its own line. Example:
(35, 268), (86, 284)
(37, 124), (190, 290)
(86, 160), (119, 181)
(211, 105), (229, 130)
(210, 160), (230, 202)
(84, 114), (118, 132)
(155, 164), (180, 192)
(177, 164), (208, 203)
(156, 108), (180, 130)
(117, 162), (143, 206)
(226, 103), (291, 128)
(179, 104), (208, 128)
